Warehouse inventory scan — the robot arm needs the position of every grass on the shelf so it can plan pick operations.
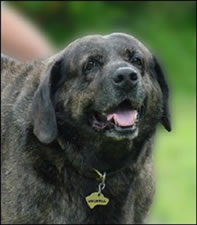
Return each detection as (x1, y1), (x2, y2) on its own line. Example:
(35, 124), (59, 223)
(149, 95), (196, 224)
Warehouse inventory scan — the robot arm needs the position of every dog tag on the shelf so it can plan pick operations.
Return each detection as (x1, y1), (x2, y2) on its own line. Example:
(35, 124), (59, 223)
(85, 192), (109, 209)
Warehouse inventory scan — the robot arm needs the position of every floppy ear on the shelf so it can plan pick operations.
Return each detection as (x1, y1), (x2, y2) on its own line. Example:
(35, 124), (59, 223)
(32, 56), (65, 144)
(153, 56), (171, 132)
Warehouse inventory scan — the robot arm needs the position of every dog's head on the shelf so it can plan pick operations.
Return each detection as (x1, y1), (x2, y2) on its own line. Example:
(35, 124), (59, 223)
(32, 33), (171, 147)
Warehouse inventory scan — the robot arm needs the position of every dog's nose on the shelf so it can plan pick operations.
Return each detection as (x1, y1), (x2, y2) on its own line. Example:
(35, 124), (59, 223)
(113, 67), (138, 88)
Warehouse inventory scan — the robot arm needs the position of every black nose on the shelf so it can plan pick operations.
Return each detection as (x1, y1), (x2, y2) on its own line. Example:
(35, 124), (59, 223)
(113, 67), (138, 88)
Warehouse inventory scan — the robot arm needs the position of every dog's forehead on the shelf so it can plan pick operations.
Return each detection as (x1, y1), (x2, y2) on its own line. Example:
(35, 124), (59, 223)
(105, 33), (150, 53)
(66, 35), (108, 54)
(66, 33), (151, 57)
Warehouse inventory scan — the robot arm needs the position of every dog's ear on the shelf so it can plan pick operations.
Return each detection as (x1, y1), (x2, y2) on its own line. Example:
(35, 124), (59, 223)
(152, 56), (171, 132)
(32, 55), (65, 144)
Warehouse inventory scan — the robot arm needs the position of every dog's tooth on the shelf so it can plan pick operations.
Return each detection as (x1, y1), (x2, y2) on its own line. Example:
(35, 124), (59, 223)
(134, 111), (138, 120)
(114, 118), (119, 125)
(114, 121), (118, 126)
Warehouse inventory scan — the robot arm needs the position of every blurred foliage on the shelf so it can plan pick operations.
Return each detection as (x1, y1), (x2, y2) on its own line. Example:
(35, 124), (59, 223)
(7, 1), (196, 224)
(150, 96), (196, 224)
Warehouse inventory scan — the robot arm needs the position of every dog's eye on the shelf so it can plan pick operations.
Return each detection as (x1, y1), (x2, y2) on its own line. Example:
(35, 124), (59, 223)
(131, 57), (143, 67)
(126, 50), (143, 68)
(83, 59), (98, 72)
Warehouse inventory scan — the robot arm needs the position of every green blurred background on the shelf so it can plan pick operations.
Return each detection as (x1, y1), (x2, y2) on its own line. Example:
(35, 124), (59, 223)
(7, 1), (196, 224)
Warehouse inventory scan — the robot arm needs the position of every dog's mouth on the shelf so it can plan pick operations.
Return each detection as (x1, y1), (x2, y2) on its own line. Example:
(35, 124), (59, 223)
(89, 99), (145, 139)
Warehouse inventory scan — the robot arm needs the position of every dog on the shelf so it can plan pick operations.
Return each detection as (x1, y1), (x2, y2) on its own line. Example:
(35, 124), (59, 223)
(1, 33), (171, 224)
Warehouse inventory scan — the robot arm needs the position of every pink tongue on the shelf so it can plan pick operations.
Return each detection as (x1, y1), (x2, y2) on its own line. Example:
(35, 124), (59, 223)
(107, 109), (137, 127)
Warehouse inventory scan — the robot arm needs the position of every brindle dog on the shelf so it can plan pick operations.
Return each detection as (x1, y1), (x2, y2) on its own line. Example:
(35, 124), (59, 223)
(1, 33), (171, 224)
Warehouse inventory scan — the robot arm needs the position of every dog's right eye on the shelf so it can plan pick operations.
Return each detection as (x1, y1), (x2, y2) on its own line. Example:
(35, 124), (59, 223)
(83, 55), (104, 74)
(85, 60), (96, 71)
(83, 59), (98, 73)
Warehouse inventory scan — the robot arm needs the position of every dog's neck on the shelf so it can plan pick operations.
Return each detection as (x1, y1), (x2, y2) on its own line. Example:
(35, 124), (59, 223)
(55, 123), (155, 174)
(31, 133), (154, 224)
(55, 138), (152, 224)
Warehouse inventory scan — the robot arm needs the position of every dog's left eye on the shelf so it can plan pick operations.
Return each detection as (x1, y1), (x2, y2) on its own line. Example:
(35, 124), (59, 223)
(131, 57), (142, 66)
(126, 50), (143, 68)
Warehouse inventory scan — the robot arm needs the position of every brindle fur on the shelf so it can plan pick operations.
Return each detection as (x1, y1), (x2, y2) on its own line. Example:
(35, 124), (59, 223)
(1, 33), (171, 224)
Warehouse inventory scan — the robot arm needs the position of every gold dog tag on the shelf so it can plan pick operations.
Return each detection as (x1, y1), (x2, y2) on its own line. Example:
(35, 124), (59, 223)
(85, 192), (109, 209)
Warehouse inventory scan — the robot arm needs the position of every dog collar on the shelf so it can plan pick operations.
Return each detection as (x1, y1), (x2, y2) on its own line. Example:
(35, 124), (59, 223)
(85, 168), (109, 209)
